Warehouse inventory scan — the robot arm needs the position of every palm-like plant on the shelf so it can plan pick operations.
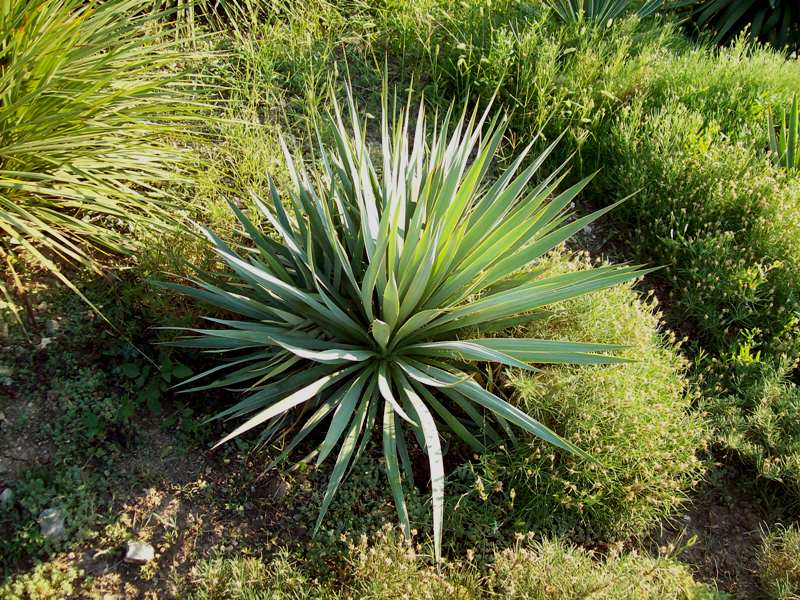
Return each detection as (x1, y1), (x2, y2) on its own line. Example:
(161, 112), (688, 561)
(0, 0), (196, 317)
(769, 95), (800, 172)
(546, 0), (662, 24)
(163, 89), (648, 559)
(665, 0), (800, 48)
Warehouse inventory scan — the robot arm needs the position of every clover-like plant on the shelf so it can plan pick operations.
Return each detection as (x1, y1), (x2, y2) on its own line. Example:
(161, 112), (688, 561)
(162, 89), (647, 560)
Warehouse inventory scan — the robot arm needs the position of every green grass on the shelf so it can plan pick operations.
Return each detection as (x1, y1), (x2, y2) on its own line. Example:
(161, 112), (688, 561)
(184, 551), (336, 600)
(0, 0), (203, 317)
(759, 525), (800, 599)
(182, 531), (726, 599)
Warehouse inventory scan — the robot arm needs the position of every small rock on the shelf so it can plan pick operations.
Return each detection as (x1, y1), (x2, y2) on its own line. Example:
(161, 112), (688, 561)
(36, 337), (52, 351)
(45, 319), (59, 336)
(0, 488), (14, 509)
(38, 507), (66, 541)
(268, 477), (289, 500)
(124, 540), (155, 565)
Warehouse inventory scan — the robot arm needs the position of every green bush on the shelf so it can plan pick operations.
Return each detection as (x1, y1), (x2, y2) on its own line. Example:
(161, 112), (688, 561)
(597, 99), (800, 489)
(184, 533), (725, 600)
(602, 102), (800, 358)
(709, 362), (800, 494)
(445, 253), (704, 545)
(487, 536), (726, 599)
(643, 37), (800, 137)
(758, 525), (800, 600)
(185, 551), (336, 600)
(0, 561), (87, 600)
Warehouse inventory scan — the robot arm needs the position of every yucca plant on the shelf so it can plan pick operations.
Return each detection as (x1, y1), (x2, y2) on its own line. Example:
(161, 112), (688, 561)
(162, 89), (649, 559)
(0, 0), (197, 318)
(546, 0), (662, 24)
(769, 95), (800, 172)
(664, 0), (800, 48)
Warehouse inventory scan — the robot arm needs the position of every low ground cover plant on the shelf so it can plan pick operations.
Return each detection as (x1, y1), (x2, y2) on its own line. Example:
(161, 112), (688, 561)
(600, 100), (800, 489)
(759, 525), (800, 599)
(184, 531), (725, 599)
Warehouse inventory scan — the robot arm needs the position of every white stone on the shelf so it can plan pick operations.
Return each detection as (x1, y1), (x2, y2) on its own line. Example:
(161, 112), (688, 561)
(45, 319), (59, 336)
(124, 540), (155, 565)
(38, 507), (66, 540)
(0, 488), (14, 509)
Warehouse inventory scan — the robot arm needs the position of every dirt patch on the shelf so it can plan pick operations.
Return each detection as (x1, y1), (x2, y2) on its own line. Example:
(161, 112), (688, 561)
(648, 464), (795, 599)
(33, 421), (301, 599)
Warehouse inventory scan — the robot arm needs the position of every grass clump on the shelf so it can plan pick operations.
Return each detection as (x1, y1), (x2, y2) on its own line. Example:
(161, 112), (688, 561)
(710, 364), (800, 497)
(599, 99), (800, 490)
(447, 253), (704, 545)
(185, 551), (336, 600)
(758, 525), (800, 600)
(603, 102), (800, 360)
(0, 0), (201, 313)
(184, 532), (725, 599)
(487, 536), (726, 599)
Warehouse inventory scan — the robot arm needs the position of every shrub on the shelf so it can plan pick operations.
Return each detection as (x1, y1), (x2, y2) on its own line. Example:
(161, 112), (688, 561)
(487, 536), (726, 599)
(0, 0), (198, 314)
(709, 362), (800, 495)
(445, 253), (704, 545)
(0, 561), (87, 600)
(642, 37), (800, 139)
(349, 532), (724, 599)
(185, 551), (336, 600)
(164, 86), (647, 559)
(601, 102), (800, 359)
(758, 525), (800, 600)
(184, 533), (725, 600)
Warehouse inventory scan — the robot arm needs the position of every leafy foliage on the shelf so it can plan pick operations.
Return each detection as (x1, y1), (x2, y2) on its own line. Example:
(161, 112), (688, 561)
(669, 0), (800, 49)
(0, 0), (197, 314)
(165, 87), (645, 559)
(709, 361), (800, 495)
(185, 531), (726, 599)
(759, 525), (800, 600)
(546, 0), (661, 24)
